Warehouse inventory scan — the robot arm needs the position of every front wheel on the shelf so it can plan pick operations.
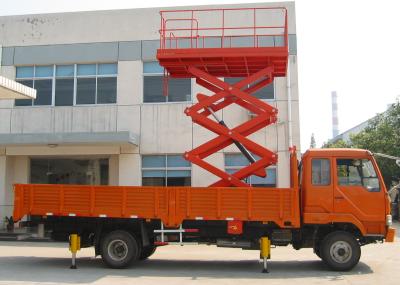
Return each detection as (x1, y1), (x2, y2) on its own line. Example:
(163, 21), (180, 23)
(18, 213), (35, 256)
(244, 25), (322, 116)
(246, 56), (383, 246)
(320, 231), (361, 271)
(100, 230), (140, 268)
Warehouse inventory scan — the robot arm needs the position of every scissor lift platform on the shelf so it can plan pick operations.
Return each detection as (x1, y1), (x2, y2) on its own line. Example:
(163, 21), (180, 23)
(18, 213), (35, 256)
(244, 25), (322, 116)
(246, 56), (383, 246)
(158, 46), (288, 78)
(157, 7), (289, 187)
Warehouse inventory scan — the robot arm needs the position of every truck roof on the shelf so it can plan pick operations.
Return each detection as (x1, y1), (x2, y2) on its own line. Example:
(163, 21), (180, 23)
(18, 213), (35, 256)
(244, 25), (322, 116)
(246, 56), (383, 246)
(303, 148), (372, 158)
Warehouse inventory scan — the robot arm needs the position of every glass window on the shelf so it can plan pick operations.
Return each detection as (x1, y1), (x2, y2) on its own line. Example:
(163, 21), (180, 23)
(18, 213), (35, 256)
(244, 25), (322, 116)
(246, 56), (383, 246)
(97, 77), (117, 104)
(143, 62), (191, 103)
(77, 64), (96, 76)
(55, 78), (74, 106)
(225, 154), (249, 167)
(35, 65), (53, 77)
(30, 158), (109, 185)
(15, 63), (117, 106)
(143, 76), (166, 103)
(167, 155), (191, 167)
(56, 65), (74, 77)
(142, 155), (166, 168)
(225, 77), (274, 100)
(98, 63), (117, 75)
(224, 153), (276, 187)
(15, 80), (34, 106)
(168, 78), (192, 102)
(142, 155), (191, 186)
(76, 78), (96, 104)
(33, 79), (52, 105)
(143, 62), (164, 74)
(16, 66), (34, 78)
(312, 159), (331, 185)
(337, 159), (380, 192)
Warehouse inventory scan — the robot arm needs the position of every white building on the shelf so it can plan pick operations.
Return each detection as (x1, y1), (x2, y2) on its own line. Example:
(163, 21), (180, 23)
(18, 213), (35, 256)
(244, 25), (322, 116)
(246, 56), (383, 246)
(0, 2), (300, 227)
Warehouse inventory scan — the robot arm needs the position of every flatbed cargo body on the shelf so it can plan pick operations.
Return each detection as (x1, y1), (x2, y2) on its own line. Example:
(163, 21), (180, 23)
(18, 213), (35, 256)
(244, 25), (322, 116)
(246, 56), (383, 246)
(13, 184), (300, 228)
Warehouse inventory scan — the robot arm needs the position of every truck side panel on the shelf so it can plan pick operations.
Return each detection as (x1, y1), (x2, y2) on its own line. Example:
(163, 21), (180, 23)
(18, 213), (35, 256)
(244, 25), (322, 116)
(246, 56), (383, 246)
(13, 184), (300, 228)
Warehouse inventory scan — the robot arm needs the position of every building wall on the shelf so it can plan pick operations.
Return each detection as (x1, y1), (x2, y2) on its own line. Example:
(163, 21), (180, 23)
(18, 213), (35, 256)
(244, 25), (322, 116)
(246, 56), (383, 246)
(0, 2), (300, 227)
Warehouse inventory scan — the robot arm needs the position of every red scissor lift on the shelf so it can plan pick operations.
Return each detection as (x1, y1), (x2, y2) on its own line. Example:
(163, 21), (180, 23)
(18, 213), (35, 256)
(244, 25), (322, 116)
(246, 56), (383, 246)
(157, 7), (289, 187)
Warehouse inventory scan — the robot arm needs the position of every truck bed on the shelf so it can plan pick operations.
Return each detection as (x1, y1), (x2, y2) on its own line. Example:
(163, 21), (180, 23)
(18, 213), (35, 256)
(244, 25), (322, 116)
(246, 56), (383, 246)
(13, 184), (300, 228)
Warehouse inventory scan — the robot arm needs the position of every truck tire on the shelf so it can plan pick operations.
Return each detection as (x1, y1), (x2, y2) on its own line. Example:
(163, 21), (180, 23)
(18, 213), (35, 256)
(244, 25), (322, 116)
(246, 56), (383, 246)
(320, 231), (361, 271)
(314, 245), (322, 259)
(100, 230), (140, 268)
(139, 246), (156, 260)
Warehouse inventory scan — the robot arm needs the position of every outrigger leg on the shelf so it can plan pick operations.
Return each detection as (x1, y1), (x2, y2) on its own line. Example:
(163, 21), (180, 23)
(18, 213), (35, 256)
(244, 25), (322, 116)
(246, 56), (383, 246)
(260, 236), (271, 273)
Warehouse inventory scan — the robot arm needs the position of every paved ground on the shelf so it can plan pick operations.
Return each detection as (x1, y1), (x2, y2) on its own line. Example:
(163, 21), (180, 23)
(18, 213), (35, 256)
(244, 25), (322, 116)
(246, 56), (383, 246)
(0, 222), (398, 285)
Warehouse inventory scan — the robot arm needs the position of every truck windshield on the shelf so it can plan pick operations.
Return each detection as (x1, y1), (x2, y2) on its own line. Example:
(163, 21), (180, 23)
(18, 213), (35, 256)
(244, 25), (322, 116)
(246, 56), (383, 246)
(336, 159), (380, 192)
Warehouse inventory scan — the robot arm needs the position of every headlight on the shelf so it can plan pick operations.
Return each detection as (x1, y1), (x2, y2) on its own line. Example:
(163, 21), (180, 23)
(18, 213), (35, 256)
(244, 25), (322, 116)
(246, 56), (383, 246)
(386, 215), (392, 226)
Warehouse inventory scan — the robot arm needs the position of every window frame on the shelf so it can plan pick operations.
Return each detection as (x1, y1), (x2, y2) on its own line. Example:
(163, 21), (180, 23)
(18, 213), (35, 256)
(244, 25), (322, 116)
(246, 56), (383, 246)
(142, 61), (193, 104)
(141, 154), (192, 186)
(15, 63), (118, 107)
(335, 158), (381, 192)
(311, 158), (331, 186)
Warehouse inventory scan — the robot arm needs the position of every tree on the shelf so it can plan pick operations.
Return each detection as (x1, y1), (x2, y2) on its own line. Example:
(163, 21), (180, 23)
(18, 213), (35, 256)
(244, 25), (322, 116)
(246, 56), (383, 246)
(323, 101), (400, 188)
(322, 138), (350, 148)
(350, 101), (400, 187)
(310, 133), (316, 148)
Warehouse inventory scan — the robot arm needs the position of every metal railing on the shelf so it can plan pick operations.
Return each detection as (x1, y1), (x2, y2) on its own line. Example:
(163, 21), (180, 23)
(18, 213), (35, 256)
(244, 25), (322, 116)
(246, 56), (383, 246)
(159, 7), (288, 50)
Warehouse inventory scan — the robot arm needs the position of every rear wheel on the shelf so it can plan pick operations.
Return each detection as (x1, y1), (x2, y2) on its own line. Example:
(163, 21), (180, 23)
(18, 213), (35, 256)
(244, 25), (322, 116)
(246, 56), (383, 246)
(320, 231), (361, 271)
(139, 246), (156, 260)
(100, 230), (140, 268)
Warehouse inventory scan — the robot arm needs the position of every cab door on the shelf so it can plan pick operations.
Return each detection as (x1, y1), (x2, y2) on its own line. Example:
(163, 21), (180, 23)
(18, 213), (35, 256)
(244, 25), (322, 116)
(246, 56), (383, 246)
(333, 157), (386, 234)
(302, 157), (334, 222)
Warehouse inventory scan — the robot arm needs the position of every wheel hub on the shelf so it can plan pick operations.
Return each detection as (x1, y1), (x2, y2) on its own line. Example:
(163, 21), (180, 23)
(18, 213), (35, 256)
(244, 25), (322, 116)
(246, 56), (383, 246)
(330, 241), (352, 264)
(107, 239), (129, 261)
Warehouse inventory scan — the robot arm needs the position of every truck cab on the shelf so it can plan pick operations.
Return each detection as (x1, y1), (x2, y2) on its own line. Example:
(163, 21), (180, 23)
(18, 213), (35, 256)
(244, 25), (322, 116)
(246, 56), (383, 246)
(301, 148), (392, 240)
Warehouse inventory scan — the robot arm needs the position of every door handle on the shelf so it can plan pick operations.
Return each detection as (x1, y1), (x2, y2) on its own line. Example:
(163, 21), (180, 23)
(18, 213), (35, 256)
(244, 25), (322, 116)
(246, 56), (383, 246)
(334, 196), (344, 200)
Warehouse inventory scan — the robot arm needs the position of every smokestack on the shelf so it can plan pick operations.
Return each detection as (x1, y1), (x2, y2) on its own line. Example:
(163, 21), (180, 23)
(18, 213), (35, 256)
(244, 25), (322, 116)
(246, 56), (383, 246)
(331, 91), (339, 138)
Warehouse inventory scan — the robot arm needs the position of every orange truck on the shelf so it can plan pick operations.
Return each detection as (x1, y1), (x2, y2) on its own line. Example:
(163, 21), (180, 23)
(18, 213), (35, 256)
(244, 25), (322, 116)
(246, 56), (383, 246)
(11, 147), (395, 271)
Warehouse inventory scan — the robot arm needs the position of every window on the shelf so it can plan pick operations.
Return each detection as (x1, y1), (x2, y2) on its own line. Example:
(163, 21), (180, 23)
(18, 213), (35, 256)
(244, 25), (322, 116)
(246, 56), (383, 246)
(55, 65), (74, 106)
(30, 158), (109, 185)
(142, 155), (191, 186)
(15, 63), (117, 106)
(224, 153), (276, 187)
(143, 62), (191, 103)
(336, 159), (380, 192)
(312, 159), (331, 185)
(224, 77), (274, 100)
(15, 66), (53, 106)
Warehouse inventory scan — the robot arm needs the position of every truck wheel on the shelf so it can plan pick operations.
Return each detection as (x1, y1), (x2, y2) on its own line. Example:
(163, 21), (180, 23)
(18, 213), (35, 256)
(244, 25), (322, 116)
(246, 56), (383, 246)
(320, 231), (361, 271)
(100, 230), (140, 268)
(139, 246), (156, 260)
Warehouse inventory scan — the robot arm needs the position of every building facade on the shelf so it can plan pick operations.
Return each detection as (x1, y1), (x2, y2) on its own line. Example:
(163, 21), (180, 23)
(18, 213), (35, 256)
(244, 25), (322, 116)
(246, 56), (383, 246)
(0, 2), (300, 227)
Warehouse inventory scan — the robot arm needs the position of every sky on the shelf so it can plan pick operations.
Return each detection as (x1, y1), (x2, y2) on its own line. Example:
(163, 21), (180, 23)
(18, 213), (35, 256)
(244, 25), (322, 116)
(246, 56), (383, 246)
(1, 0), (400, 151)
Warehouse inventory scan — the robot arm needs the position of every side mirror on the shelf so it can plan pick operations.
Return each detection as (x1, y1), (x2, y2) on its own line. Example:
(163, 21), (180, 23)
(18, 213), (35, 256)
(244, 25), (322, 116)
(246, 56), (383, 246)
(396, 160), (400, 168)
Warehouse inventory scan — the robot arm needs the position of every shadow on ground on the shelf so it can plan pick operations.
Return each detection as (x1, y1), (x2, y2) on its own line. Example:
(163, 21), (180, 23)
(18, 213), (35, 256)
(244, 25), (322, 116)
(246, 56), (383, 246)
(0, 256), (373, 284)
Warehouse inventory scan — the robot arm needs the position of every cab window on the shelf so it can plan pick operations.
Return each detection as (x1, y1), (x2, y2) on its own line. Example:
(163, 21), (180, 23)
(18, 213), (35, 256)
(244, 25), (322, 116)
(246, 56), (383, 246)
(336, 159), (380, 192)
(312, 159), (331, 185)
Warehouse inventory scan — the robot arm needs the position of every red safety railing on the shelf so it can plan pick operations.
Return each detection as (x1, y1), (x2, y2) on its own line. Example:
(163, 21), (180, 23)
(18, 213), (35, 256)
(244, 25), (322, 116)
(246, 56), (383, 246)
(159, 7), (288, 50)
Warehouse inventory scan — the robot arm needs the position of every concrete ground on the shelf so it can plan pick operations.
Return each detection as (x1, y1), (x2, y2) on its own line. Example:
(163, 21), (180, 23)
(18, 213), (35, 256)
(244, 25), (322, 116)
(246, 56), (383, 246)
(0, 223), (398, 285)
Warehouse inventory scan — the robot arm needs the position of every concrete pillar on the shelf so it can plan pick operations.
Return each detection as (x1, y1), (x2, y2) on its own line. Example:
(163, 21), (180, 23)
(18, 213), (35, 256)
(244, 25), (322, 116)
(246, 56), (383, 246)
(277, 150), (290, 188)
(118, 154), (141, 186)
(13, 156), (29, 184)
(109, 155), (119, 186)
(0, 156), (8, 228)
(0, 156), (17, 229)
